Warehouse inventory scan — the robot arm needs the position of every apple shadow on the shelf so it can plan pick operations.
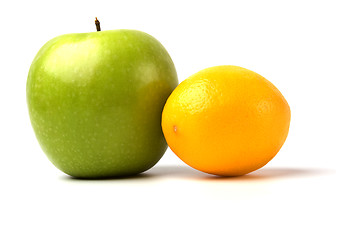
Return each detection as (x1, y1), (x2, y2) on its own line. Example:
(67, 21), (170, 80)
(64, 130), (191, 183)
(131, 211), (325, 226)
(60, 172), (155, 182)
(146, 164), (335, 181)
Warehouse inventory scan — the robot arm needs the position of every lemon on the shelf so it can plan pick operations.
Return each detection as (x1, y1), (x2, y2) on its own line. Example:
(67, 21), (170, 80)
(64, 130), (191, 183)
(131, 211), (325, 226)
(162, 65), (291, 176)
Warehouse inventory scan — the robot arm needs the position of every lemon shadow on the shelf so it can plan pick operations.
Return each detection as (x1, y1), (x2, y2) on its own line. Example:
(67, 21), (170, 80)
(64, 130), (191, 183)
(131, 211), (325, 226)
(147, 165), (335, 181)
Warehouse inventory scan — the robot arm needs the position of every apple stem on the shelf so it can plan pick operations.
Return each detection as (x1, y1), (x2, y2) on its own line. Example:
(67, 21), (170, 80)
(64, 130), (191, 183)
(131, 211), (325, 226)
(95, 17), (101, 31)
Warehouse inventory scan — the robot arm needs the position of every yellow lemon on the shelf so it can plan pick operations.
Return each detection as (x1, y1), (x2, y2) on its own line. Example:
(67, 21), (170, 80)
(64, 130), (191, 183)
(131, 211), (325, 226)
(161, 65), (291, 176)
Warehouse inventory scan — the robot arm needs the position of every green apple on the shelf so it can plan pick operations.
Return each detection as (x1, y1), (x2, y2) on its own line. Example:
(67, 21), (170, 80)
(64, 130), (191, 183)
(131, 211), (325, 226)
(27, 28), (178, 178)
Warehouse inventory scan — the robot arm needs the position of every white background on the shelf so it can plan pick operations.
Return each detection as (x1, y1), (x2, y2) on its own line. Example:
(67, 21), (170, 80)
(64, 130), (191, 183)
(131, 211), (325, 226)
(0, 0), (357, 239)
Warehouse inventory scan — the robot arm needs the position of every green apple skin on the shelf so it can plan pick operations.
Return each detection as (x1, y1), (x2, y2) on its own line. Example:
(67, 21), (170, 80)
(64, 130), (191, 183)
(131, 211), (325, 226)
(27, 30), (178, 178)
